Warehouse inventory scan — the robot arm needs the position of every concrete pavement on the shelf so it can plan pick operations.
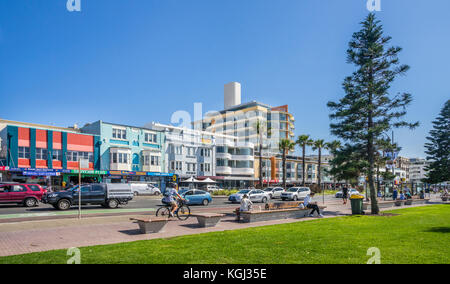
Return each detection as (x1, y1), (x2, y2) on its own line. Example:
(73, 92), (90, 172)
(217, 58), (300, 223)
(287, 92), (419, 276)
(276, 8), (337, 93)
(0, 196), (443, 257)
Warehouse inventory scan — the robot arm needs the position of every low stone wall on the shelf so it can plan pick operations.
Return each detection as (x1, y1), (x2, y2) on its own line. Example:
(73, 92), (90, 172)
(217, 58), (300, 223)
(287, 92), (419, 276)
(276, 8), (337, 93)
(240, 207), (326, 223)
(363, 199), (430, 211)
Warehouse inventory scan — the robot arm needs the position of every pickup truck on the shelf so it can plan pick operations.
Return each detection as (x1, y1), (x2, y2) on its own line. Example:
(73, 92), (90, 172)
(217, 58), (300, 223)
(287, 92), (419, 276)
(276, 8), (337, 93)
(42, 183), (133, 210)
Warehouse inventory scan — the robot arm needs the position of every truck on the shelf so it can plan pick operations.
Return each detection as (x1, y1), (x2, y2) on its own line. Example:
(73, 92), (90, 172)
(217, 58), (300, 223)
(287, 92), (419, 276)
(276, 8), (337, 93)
(42, 183), (133, 210)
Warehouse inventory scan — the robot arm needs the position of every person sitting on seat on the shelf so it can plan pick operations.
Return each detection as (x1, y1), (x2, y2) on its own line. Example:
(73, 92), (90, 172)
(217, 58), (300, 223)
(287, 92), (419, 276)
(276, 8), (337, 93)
(303, 192), (323, 218)
(235, 194), (253, 221)
(399, 191), (406, 200)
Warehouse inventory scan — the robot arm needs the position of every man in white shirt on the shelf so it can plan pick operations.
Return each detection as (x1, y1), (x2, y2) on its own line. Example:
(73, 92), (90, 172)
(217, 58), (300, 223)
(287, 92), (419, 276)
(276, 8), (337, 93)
(303, 192), (323, 218)
(235, 194), (253, 221)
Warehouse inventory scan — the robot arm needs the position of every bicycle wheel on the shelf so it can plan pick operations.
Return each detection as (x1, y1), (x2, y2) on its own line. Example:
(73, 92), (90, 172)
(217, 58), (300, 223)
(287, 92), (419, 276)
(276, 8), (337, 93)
(176, 205), (191, 221)
(156, 206), (171, 217)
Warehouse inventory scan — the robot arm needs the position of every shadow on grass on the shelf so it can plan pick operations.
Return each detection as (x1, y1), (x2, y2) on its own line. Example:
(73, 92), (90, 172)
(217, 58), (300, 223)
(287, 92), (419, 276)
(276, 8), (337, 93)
(424, 227), (450, 233)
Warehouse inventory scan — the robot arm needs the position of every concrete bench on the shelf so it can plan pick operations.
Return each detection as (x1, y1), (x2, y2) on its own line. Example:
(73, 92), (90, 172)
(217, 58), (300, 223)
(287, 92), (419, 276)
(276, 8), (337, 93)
(239, 206), (326, 223)
(265, 201), (303, 210)
(130, 217), (169, 234)
(190, 213), (225, 228)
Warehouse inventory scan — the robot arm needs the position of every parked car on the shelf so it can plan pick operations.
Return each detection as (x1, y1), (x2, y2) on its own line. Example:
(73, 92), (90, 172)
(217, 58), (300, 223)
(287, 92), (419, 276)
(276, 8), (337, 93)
(228, 189), (271, 204)
(263, 187), (285, 199)
(281, 187), (311, 201)
(335, 189), (360, 198)
(0, 183), (47, 207)
(202, 185), (222, 193)
(130, 183), (161, 196)
(181, 189), (212, 206)
(42, 183), (133, 210)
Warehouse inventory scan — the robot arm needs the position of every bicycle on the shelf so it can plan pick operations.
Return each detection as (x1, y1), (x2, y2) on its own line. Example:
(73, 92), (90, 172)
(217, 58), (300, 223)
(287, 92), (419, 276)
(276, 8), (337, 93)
(156, 199), (191, 221)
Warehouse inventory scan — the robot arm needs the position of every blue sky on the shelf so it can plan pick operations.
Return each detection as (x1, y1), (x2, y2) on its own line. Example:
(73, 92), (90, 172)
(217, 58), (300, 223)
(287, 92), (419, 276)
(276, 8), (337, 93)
(0, 0), (449, 158)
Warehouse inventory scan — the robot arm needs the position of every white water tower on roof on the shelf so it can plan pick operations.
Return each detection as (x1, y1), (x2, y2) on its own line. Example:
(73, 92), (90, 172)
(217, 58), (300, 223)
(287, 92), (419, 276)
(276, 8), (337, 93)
(224, 82), (241, 109)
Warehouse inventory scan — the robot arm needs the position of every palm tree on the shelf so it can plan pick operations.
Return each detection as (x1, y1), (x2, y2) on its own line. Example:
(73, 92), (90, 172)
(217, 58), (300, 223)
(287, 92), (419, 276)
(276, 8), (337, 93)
(313, 139), (327, 204)
(279, 139), (295, 190)
(325, 140), (342, 190)
(312, 139), (327, 187)
(296, 135), (313, 186)
(254, 119), (270, 189)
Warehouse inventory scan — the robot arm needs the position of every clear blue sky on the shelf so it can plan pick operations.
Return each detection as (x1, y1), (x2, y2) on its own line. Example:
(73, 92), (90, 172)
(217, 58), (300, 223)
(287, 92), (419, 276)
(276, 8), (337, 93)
(1, 0), (449, 158)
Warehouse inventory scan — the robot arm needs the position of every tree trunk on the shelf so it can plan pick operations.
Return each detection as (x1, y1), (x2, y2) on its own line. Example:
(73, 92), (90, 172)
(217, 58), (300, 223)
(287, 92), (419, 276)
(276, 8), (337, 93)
(259, 142), (263, 189)
(368, 98), (379, 214)
(302, 145), (306, 186)
(282, 151), (287, 190)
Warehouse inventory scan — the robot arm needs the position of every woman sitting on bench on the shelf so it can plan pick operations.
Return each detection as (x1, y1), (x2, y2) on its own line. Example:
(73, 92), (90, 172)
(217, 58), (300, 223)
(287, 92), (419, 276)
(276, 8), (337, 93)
(303, 192), (323, 218)
(235, 194), (253, 221)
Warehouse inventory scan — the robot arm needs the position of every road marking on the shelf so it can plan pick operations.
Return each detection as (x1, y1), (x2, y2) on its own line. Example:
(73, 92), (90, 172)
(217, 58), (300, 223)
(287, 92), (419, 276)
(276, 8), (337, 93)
(0, 208), (156, 220)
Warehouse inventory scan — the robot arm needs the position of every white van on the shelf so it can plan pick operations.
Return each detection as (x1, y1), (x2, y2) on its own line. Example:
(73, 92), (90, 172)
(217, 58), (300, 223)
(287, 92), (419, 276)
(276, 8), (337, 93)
(130, 183), (161, 196)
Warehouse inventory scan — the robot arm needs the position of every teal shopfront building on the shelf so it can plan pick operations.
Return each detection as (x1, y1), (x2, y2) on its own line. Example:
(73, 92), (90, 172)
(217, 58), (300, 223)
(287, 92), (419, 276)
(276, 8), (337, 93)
(81, 121), (170, 187)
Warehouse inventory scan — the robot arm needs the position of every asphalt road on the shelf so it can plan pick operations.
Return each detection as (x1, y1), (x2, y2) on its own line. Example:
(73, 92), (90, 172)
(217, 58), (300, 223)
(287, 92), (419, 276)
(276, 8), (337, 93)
(0, 194), (338, 216)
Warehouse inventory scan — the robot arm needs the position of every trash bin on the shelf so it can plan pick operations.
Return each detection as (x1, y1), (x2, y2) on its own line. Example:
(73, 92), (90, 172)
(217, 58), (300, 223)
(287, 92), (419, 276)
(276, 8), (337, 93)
(350, 198), (364, 215)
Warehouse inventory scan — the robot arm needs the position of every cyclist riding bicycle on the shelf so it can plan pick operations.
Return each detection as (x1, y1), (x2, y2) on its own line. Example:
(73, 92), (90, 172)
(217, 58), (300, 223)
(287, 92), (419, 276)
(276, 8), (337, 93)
(162, 183), (185, 217)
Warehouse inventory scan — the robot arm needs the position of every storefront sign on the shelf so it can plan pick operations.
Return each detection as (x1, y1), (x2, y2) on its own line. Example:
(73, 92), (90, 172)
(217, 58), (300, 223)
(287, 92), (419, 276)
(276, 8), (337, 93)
(0, 166), (9, 171)
(106, 171), (173, 177)
(70, 170), (107, 175)
(23, 171), (60, 176)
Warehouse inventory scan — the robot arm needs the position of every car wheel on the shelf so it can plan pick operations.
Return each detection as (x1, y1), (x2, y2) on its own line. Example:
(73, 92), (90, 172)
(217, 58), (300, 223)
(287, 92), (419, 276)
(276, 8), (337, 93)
(57, 199), (71, 210)
(24, 198), (37, 207)
(262, 197), (268, 203)
(107, 199), (119, 209)
(293, 196), (298, 201)
(154, 192), (160, 196)
(202, 199), (209, 206)
(133, 192), (139, 196)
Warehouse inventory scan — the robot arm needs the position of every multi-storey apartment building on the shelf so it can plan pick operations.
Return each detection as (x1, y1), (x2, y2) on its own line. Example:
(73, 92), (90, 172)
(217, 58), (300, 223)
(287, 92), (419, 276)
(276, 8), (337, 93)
(409, 158), (429, 184)
(0, 119), (103, 190)
(193, 82), (295, 156)
(149, 122), (255, 188)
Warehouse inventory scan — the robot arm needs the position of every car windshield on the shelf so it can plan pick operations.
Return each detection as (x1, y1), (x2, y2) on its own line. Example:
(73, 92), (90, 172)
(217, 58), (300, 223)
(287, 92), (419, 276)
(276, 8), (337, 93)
(238, 190), (250, 194)
(287, 188), (298, 192)
(68, 185), (79, 192)
(263, 188), (273, 191)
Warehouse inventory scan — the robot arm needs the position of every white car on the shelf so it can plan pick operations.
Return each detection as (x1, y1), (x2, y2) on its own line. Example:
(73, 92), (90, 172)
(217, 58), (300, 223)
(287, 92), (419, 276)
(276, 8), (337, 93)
(202, 185), (222, 193)
(228, 189), (271, 204)
(130, 183), (161, 196)
(281, 187), (311, 201)
(262, 187), (285, 199)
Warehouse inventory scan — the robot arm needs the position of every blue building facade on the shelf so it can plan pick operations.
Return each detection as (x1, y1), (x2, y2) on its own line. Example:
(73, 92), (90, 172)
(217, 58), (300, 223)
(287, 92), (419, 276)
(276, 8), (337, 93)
(81, 121), (168, 184)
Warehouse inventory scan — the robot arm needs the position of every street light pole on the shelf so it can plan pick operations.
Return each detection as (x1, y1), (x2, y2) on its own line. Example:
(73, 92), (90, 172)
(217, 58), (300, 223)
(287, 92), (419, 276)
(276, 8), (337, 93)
(78, 157), (81, 219)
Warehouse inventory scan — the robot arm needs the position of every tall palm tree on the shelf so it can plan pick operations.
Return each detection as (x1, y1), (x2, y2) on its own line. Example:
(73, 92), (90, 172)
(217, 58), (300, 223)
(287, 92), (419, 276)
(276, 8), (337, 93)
(279, 139), (296, 190)
(254, 119), (270, 189)
(312, 139), (327, 189)
(325, 140), (342, 190)
(296, 135), (313, 186)
(313, 139), (327, 204)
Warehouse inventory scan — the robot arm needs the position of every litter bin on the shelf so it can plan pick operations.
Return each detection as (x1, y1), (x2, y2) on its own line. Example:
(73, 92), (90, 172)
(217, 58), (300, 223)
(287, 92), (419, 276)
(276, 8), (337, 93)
(350, 197), (364, 215)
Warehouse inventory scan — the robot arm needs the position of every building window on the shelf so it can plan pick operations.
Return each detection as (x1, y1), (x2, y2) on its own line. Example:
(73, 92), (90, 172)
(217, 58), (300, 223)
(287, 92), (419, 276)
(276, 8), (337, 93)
(36, 148), (48, 160)
(151, 156), (160, 166)
(52, 149), (63, 161)
(176, 146), (182, 155)
(112, 128), (127, 140)
(145, 133), (157, 143)
(18, 147), (30, 159)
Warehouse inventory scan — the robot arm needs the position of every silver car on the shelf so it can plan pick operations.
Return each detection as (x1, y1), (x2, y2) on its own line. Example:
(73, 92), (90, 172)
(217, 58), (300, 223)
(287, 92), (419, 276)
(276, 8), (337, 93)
(263, 187), (285, 199)
(281, 187), (311, 201)
(228, 189), (271, 204)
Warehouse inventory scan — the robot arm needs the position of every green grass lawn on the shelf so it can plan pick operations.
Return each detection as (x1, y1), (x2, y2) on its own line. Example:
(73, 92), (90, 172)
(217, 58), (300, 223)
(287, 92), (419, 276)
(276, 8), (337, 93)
(1, 205), (449, 264)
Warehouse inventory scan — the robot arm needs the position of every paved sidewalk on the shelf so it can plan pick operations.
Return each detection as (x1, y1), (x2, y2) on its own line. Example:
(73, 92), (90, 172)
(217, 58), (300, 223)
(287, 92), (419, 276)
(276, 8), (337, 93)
(0, 197), (442, 257)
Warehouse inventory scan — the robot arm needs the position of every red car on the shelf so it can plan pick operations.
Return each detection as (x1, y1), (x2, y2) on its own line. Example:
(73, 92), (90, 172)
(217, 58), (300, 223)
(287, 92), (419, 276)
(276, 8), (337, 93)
(0, 183), (47, 207)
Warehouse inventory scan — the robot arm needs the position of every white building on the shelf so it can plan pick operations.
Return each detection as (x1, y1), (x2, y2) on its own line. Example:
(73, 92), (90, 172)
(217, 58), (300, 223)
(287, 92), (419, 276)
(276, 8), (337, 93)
(148, 123), (255, 188)
(409, 158), (429, 184)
